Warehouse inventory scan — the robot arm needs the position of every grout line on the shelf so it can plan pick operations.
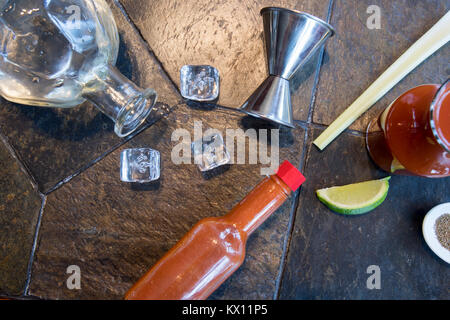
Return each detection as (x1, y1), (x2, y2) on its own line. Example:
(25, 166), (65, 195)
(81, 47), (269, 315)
(0, 129), (39, 192)
(0, 0), (183, 197)
(273, 127), (310, 299)
(294, 119), (311, 128)
(113, 0), (354, 140)
(0, 130), (39, 192)
(338, 127), (367, 137)
(273, 190), (301, 299)
(44, 102), (182, 195)
(306, 47), (324, 124)
(114, 0), (260, 123)
(43, 121), (151, 195)
(294, 120), (309, 130)
(274, 0), (335, 299)
(114, 0), (181, 96)
(43, 0), (192, 196)
(20, 101), (178, 295)
(306, 48), (325, 124)
(296, 120), (366, 137)
(23, 194), (47, 296)
(15, 0), (359, 299)
(306, 0), (335, 125)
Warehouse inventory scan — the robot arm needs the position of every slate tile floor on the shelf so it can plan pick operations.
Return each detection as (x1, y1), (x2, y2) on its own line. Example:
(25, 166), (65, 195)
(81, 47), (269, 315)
(0, 0), (449, 299)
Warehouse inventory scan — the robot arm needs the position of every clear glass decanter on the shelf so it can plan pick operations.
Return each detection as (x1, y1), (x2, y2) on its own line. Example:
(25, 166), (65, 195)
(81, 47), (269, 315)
(0, 0), (157, 137)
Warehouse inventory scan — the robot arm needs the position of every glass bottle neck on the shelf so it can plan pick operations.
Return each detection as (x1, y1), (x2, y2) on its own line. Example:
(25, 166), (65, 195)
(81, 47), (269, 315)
(223, 175), (292, 236)
(81, 64), (157, 137)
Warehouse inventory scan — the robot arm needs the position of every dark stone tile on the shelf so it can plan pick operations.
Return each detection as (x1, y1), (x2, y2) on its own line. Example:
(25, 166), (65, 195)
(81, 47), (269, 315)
(0, 139), (42, 296)
(0, 0), (180, 193)
(29, 104), (306, 299)
(279, 128), (450, 299)
(120, 0), (331, 120)
(313, 0), (449, 132)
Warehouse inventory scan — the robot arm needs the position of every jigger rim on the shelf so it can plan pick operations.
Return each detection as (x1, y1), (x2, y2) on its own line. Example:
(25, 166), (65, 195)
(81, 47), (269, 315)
(260, 7), (335, 37)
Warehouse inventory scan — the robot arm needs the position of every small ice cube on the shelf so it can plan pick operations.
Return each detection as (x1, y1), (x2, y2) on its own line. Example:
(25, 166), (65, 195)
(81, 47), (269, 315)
(120, 148), (160, 183)
(180, 65), (219, 101)
(192, 132), (230, 171)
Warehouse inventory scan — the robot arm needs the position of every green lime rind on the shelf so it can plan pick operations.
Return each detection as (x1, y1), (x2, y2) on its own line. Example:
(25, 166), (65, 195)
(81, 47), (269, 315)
(316, 177), (391, 215)
(317, 187), (388, 215)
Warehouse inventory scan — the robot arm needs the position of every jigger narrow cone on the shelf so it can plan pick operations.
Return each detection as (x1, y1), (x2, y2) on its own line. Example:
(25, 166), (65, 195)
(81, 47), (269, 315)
(241, 7), (335, 127)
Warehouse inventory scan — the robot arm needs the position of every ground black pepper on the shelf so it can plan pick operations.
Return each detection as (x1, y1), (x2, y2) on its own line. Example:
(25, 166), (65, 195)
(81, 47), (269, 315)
(435, 214), (450, 251)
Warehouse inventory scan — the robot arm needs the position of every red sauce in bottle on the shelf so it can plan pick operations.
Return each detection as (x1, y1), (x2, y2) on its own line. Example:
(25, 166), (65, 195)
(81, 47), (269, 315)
(124, 161), (305, 300)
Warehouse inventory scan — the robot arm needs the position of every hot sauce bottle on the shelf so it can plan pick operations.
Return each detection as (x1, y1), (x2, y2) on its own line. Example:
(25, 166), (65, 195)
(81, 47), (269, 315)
(125, 160), (305, 300)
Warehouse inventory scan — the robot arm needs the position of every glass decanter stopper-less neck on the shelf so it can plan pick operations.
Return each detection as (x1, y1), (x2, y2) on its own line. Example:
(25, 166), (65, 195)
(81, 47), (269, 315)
(81, 64), (157, 137)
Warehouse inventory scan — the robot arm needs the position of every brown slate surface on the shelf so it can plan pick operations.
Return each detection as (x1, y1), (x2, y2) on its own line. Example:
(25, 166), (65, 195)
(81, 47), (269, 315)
(28, 104), (306, 299)
(119, 0), (331, 120)
(313, 0), (450, 132)
(0, 0), (449, 300)
(0, 0), (179, 193)
(0, 138), (42, 296)
(279, 129), (450, 299)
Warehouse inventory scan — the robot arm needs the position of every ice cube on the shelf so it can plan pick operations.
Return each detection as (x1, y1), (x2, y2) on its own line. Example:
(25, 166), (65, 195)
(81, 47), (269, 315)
(120, 148), (160, 183)
(180, 65), (219, 101)
(192, 132), (230, 171)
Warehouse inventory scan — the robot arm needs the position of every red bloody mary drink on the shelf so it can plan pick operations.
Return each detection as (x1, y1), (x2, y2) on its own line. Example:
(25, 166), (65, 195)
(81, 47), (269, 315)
(366, 80), (450, 178)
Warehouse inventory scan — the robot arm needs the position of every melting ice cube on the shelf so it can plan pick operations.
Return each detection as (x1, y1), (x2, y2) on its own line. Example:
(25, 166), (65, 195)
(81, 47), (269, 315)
(120, 148), (160, 183)
(180, 65), (219, 101)
(192, 132), (230, 171)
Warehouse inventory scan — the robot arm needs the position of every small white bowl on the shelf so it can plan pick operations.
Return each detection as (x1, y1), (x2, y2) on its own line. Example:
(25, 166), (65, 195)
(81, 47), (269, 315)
(422, 203), (450, 264)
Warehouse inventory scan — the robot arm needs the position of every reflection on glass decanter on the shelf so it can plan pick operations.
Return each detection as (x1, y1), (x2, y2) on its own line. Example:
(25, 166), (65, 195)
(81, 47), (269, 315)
(0, 0), (157, 137)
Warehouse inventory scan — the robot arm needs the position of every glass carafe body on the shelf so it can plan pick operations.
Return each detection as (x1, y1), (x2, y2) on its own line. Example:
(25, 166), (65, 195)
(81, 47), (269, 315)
(0, 0), (157, 137)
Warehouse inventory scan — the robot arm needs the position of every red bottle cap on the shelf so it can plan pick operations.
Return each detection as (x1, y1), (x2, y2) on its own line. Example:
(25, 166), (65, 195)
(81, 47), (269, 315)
(276, 160), (306, 192)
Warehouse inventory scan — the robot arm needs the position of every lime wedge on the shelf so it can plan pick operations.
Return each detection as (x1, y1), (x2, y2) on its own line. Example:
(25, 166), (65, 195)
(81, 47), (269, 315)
(390, 157), (405, 173)
(316, 177), (391, 215)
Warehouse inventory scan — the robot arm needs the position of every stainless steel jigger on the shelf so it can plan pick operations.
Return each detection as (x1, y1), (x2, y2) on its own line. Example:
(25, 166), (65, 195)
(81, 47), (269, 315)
(241, 7), (335, 128)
